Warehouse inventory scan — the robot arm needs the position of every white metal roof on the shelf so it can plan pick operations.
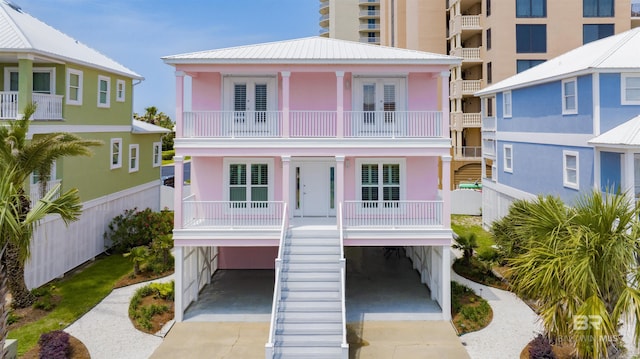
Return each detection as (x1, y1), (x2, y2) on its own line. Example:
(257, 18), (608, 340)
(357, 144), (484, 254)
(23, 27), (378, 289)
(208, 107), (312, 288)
(0, 1), (142, 79)
(589, 115), (640, 147)
(132, 120), (171, 134)
(476, 27), (640, 96)
(163, 36), (461, 65)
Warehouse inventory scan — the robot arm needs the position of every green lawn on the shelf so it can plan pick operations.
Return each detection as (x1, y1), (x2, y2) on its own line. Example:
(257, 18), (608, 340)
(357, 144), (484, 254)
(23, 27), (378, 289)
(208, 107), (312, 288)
(161, 155), (190, 166)
(8, 254), (132, 355)
(451, 215), (495, 256)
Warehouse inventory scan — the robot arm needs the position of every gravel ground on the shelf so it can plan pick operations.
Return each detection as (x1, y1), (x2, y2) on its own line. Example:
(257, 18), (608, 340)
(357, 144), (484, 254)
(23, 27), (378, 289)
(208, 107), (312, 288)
(64, 275), (174, 359)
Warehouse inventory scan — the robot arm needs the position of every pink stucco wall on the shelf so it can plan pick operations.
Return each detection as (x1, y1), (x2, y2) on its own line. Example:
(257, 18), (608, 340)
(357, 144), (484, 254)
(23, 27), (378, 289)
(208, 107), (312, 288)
(289, 73), (336, 110)
(217, 247), (278, 269)
(192, 73), (221, 111)
(408, 73), (438, 111)
(406, 157), (439, 199)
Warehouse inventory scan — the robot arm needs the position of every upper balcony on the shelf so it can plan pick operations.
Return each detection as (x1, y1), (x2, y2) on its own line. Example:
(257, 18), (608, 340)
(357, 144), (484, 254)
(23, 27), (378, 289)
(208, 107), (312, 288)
(181, 110), (444, 139)
(359, 23), (381, 32)
(449, 79), (482, 99)
(358, 0), (380, 5)
(319, 13), (330, 27)
(0, 92), (63, 121)
(450, 112), (481, 130)
(360, 36), (380, 44)
(448, 15), (481, 38)
(319, 0), (329, 14)
(359, 9), (380, 18)
(449, 47), (482, 63)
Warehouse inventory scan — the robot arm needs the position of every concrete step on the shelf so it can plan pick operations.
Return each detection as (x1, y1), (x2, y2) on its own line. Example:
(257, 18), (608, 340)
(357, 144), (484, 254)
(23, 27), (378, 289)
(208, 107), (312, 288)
(277, 311), (342, 323)
(289, 230), (339, 239)
(288, 237), (340, 246)
(274, 345), (344, 359)
(275, 334), (342, 345)
(283, 262), (341, 272)
(281, 289), (340, 301)
(284, 254), (340, 263)
(282, 271), (339, 282)
(282, 281), (340, 292)
(285, 246), (341, 255)
(276, 322), (343, 335)
(279, 300), (341, 312)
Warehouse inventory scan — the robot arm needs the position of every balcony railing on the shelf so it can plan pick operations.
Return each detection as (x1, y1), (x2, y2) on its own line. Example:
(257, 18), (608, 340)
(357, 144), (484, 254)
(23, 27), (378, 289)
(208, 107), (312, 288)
(359, 37), (380, 44)
(450, 47), (482, 62)
(182, 199), (285, 229)
(359, 23), (381, 31)
(482, 116), (496, 131)
(448, 15), (481, 36)
(359, 9), (380, 17)
(358, 0), (380, 4)
(182, 110), (444, 138)
(450, 80), (482, 98)
(458, 146), (482, 158)
(30, 179), (62, 205)
(342, 200), (443, 228)
(0, 92), (63, 120)
(462, 113), (482, 127)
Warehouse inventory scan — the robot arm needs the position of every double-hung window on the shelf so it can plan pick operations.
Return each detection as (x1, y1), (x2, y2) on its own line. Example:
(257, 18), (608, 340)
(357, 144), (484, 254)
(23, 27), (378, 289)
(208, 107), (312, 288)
(563, 151), (579, 189)
(227, 160), (272, 208)
(116, 79), (125, 102)
(359, 160), (403, 208)
(503, 145), (513, 173)
(66, 69), (83, 105)
(503, 91), (512, 118)
(622, 74), (640, 105)
(152, 142), (161, 167)
(110, 138), (122, 169)
(98, 75), (110, 108)
(129, 144), (139, 173)
(562, 78), (578, 114)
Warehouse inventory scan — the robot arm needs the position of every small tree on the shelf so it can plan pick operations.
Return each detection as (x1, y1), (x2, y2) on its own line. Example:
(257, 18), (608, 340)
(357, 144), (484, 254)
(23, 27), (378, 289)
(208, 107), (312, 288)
(452, 233), (478, 265)
(124, 246), (150, 276)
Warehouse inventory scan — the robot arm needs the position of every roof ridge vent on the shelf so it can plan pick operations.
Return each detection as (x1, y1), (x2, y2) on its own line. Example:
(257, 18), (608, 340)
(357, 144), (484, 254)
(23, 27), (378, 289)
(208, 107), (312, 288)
(5, 0), (22, 12)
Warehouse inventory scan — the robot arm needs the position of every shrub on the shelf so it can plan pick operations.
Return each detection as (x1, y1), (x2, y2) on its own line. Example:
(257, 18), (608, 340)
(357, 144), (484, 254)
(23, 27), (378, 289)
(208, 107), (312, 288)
(459, 300), (490, 322)
(162, 150), (175, 160)
(38, 330), (70, 359)
(7, 311), (21, 325)
(528, 334), (556, 359)
(32, 286), (55, 311)
(104, 208), (174, 253)
(129, 281), (175, 331)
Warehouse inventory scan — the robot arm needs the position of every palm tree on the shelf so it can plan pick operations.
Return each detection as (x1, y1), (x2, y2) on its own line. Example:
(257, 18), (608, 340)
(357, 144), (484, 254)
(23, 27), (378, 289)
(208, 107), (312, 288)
(452, 233), (478, 265)
(506, 191), (640, 358)
(0, 165), (83, 356)
(0, 104), (100, 308)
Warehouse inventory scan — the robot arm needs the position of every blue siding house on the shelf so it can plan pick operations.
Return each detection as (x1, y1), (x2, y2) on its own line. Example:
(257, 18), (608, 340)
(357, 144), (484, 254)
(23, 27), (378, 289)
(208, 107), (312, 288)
(477, 28), (640, 227)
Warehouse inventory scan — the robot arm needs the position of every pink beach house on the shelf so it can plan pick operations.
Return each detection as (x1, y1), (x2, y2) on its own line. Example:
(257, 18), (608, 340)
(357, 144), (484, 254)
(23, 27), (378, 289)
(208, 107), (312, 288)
(163, 37), (461, 358)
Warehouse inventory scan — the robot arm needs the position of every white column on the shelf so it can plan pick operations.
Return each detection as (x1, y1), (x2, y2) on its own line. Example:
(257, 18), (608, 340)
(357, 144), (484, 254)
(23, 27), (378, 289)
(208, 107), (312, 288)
(441, 155), (452, 222)
(175, 71), (185, 138)
(624, 150), (635, 203)
(281, 71), (290, 138)
(441, 245), (451, 320)
(336, 71), (345, 138)
(336, 155), (345, 210)
(440, 71), (451, 137)
(174, 246), (184, 322)
(456, 130), (463, 158)
(282, 156), (291, 218)
(174, 156), (184, 230)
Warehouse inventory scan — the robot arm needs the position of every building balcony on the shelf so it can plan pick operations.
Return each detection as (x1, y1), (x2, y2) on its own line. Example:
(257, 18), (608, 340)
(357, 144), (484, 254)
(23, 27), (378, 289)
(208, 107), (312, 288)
(359, 9), (380, 17)
(319, 28), (330, 36)
(449, 47), (482, 63)
(454, 146), (482, 160)
(449, 80), (482, 98)
(181, 110), (445, 139)
(482, 116), (496, 131)
(482, 139), (496, 159)
(358, 0), (380, 5)
(319, 0), (329, 13)
(448, 15), (481, 37)
(360, 36), (380, 44)
(0, 92), (63, 121)
(359, 23), (381, 31)
(319, 13), (330, 26)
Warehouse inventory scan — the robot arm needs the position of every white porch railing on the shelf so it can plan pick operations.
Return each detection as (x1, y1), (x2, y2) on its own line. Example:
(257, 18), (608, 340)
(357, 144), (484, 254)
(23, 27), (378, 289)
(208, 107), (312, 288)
(265, 204), (288, 358)
(344, 111), (443, 138)
(342, 200), (443, 228)
(0, 92), (18, 120)
(183, 111), (282, 138)
(462, 80), (482, 95)
(290, 111), (336, 137)
(462, 113), (482, 127)
(182, 110), (444, 138)
(182, 200), (285, 228)
(483, 116), (497, 131)
(338, 203), (348, 355)
(0, 92), (63, 120)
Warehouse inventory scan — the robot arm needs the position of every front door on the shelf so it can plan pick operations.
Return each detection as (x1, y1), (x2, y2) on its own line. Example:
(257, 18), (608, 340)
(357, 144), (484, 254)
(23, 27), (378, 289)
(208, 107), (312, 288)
(292, 161), (336, 217)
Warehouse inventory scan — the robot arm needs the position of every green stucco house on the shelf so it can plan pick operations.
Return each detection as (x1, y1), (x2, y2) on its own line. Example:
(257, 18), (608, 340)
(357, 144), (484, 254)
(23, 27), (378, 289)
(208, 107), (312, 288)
(0, 1), (168, 288)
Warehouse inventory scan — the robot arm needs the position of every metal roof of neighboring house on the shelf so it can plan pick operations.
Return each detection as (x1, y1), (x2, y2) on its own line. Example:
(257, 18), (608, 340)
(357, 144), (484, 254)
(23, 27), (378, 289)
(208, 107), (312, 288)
(162, 36), (461, 66)
(0, 1), (142, 79)
(589, 115), (640, 147)
(476, 27), (640, 96)
(132, 120), (171, 134)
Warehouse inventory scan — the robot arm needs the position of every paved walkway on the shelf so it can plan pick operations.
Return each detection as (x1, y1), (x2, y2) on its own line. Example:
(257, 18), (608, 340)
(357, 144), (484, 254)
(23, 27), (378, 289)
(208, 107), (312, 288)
(64, 275), (174, 359)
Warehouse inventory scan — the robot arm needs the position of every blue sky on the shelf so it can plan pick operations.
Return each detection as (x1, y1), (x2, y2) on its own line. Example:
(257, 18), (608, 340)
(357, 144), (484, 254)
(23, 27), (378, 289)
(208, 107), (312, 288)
(19, 0), (319, 119)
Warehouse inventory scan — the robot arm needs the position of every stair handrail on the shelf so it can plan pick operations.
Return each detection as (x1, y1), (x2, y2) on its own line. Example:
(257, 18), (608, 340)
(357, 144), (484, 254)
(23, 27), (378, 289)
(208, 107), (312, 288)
(338, 203), (348, 353)
(266, 203), (288, 357)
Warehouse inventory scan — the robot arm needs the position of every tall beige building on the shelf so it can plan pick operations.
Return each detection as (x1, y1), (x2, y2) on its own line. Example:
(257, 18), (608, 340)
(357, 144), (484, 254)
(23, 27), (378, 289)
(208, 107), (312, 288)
(320, 0), (640, 188)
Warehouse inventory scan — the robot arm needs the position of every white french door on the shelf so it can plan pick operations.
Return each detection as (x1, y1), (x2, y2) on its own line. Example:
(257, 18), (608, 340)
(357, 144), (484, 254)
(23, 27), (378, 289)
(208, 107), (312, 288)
(353, 78), (405, 135)
(225, 77), (276, 135)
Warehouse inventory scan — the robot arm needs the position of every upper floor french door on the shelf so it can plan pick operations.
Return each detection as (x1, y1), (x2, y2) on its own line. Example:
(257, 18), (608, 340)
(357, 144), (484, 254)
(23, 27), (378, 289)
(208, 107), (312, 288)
(352, 78), (406, 136)
(223, 77), (277, 136)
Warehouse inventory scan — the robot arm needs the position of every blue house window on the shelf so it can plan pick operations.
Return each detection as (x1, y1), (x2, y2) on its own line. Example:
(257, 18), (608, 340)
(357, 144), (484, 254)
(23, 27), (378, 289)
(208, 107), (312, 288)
(583, 24), (614, 44)
(516, 25), (547, 53)
(563, 151), (579, 190)
(516, 59), (545, 73)
(562, 78), (578, 115)
(584, 0), (614, 17)
(516, 0), (546, 17)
